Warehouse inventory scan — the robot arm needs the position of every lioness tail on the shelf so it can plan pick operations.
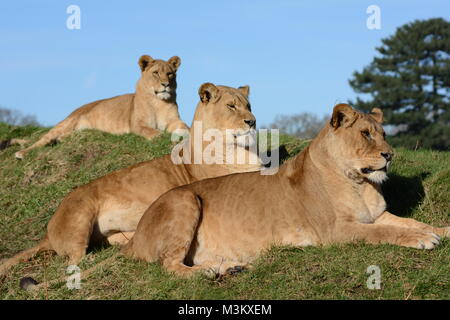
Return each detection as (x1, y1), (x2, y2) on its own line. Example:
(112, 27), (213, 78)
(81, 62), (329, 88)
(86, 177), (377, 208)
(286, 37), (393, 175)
(0, 236), (51, 276)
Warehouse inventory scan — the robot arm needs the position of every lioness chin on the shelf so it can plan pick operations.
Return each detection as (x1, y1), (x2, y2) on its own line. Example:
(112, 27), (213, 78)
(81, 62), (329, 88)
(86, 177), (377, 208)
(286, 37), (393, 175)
(14, 54), (188, 159)
(123, 104), (449, 277)
(0, 83), (262, 279)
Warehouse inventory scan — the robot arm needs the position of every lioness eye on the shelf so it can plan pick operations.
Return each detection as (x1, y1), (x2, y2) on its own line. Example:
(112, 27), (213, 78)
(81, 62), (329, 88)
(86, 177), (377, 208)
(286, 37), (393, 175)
(247, 104), (252, 112)
(361, 130), (371, 139)
(227, 104), (236, 110)
(168, 73), (174, 78)
(153, 71), (158, 75)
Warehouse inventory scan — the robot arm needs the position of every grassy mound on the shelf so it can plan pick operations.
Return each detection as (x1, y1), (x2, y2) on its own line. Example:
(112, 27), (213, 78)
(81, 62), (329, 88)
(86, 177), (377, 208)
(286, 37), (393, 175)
(0, 123), (448, 299)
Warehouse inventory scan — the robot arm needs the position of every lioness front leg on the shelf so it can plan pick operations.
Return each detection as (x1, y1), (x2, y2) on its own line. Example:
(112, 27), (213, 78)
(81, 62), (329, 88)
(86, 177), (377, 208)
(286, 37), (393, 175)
(165, 119), (189, 143)
(133, 125), (161, 140)
(334, 222), (441, 249)
(375, 211), (450, 237)
(166, 119), (189, 133)
(107, 232), (135, 245)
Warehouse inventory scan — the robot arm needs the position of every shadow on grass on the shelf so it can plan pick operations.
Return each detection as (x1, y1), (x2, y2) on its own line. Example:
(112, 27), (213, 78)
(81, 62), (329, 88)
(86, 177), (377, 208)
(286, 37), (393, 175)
(261, 144), (290, 168)
(382, 172), (429, 218)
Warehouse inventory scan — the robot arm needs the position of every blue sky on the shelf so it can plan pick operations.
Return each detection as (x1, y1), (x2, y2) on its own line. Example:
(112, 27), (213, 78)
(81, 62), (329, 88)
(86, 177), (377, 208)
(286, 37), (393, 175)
(0, 0), (449, 127)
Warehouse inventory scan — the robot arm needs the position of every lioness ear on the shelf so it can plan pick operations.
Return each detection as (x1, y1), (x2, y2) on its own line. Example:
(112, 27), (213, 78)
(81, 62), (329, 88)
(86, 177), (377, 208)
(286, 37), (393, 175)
(168, 56), (181, 71)
(138, 55), (154, 72)
(370, 107), (383, 123)
(238, 85), (250, 98)
(330, 104), (357, 129)
(199, 83), (219, 103)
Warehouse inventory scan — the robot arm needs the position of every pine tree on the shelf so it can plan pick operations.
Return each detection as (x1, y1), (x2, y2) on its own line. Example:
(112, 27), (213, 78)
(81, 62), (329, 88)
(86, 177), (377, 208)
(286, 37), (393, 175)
(349, 18), (450, 150)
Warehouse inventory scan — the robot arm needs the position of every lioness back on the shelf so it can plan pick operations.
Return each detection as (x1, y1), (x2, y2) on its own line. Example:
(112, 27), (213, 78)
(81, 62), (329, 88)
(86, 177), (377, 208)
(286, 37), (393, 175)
(73, 94), (134, 134)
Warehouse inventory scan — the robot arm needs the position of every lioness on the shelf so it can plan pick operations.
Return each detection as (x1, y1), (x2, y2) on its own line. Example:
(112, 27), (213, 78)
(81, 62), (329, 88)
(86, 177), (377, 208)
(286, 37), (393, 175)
(14, 55), (188, 159)
(123, 104), (450, 276)
(0, 83), (261, 276)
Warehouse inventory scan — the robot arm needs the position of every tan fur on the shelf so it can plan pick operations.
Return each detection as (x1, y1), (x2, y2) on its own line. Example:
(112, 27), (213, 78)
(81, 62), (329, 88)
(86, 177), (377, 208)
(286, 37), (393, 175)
(124, 104), (450, 277)
(14, 55), (188, 159)
(0, 84), (260, 276)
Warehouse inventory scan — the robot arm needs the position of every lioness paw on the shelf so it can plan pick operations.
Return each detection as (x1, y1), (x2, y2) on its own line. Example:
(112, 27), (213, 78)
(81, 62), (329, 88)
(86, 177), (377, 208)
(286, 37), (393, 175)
(15, 151), (25, 160)
(225, 265), (247, 275)
(401, 231), (440, 249)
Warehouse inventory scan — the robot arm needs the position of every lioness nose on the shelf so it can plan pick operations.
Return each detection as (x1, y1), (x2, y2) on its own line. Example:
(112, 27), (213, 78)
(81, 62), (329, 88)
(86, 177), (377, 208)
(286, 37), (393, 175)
(161, 82), (169, 87)
(381, 152), (393, 161)
(244, 119), (256, 128)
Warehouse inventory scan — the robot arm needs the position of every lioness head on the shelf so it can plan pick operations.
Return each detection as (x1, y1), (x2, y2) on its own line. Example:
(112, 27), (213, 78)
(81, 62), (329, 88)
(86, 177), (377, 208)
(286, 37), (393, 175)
(193, 83), (257, 147)
(137, 55), (181, 100)
(328, 104), (393, 184)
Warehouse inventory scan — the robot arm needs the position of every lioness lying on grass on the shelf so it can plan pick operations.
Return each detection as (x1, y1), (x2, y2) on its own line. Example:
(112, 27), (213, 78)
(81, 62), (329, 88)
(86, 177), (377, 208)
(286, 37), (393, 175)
(123, 104), (450, 277)
(14, 54), (188, 159)
(0, 83), (261, 276)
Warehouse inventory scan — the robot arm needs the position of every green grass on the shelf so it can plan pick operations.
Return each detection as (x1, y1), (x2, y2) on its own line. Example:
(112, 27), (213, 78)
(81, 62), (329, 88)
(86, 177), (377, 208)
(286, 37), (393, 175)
(0, 122), (449, 300)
